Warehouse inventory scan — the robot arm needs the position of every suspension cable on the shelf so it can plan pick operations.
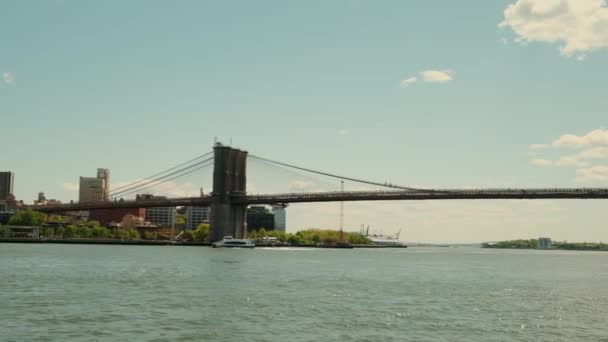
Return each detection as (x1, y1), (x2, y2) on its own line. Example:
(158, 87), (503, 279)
(110, 156), (214, 198)
(109, 151), (213, 195)
(112, 160), (215, 199)
(249, 154), (425, 191)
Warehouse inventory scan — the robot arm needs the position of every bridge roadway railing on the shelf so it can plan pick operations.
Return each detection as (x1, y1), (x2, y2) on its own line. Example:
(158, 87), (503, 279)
(234, 188), (608, 205)
(24, 188), (608, 212)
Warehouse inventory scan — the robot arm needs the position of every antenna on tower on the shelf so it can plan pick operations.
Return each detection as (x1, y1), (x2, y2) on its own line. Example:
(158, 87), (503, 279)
(339, 180), (344, 232)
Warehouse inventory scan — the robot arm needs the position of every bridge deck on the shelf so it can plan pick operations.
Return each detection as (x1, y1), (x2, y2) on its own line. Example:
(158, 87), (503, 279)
(26, 188), (608, 213)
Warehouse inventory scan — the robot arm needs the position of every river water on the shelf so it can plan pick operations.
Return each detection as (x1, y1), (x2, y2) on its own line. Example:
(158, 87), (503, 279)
(1, 244), (607, 341)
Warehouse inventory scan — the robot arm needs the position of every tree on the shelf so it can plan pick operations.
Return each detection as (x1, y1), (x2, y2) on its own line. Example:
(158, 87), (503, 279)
(62, 225), (78, 239)
(76, 226), (92, 238)
(41, 227), (55, 238)
(192, 224), (209, 241)
(90, 226), (111, 239)
(181, 230), (194, 241)
(143, 232), (157, 240)
(55, 227), (64, 238)
(8, 210), (45, 226)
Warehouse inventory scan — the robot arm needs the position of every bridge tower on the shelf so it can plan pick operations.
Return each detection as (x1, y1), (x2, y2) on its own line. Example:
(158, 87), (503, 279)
(209, 143), (248, 241)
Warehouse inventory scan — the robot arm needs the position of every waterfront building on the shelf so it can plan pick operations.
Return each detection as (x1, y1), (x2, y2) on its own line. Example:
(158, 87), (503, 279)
(538, 237), (552, 250)
(185, 206), (210, 230)
(271, 205), (287, 232)
(247, 206), (275, 232)
(3, 226), (40, 239)
(89, 208), (146, 226)
(0, 171), (14, 201)
(79, 168), (110, 202)
(137, 194), (175, 228)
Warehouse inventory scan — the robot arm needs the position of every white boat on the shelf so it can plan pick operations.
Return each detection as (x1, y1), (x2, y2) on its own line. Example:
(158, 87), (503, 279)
(362, 226), (405, 246)
(212, 236), (255, 249)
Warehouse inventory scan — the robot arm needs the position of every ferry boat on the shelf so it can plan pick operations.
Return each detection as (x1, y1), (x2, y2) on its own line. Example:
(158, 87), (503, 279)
(212, 236), (255, 249)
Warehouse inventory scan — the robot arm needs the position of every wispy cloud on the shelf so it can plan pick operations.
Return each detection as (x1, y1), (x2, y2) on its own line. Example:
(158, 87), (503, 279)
(338, 129), (349, 136)
(401, 70), (452, 88)
(576, 166), (608, 184)
(529, 128), (608, 184)
(399, 77), (417, 87)
(500, 0), (608, 59)
(552, 129), (608, 148)
(2, 72), (15, 85)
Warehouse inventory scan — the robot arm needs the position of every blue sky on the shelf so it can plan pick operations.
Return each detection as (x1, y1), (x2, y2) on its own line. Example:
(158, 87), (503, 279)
(2, 0), (608, 242)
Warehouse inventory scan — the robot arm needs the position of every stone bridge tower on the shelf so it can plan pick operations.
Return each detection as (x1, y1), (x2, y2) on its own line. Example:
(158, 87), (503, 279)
(209, 143), (248, 241)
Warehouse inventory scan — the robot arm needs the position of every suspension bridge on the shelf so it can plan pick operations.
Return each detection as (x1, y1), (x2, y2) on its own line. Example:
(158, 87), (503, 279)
(29, 143), (608, 241)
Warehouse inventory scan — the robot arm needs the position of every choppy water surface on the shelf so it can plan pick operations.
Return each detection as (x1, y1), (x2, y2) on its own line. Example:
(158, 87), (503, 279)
(1, 244), (607, 341)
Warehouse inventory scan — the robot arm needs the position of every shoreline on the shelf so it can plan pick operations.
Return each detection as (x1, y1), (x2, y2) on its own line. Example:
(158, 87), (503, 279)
(0, 238), (407, 248)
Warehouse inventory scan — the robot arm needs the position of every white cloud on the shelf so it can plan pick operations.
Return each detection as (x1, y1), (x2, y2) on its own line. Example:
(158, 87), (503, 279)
(552, 129), (608, 148)
(555, 156), (588, 167)
(500, 0), (608, 58)
(420, 70), (453, 83)
(528, 128), (608, 185)
(2, 72), (15, 85)
(578, 146), (608, 159)
(401, 70), (452, 88)
(530, 158), (553, 166)
(399, 77), (417, 87)
(338, 129), (349, 136)
(61, 182), (79, 192)
(575, 165), (608, 183)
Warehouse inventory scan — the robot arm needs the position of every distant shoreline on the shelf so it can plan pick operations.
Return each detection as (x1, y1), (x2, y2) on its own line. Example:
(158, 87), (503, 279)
(0, 238), (407, 248)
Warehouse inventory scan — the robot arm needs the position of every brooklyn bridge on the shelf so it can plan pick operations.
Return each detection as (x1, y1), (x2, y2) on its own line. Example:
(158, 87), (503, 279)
(29, 143), (608, 241)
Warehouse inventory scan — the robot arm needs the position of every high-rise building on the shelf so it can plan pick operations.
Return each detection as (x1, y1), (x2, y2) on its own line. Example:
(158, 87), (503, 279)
(247, 206), (275, 232)
(79, 168), (110, 202)
(0, 171), (14, 201)
(97, 168), (110, 201)
(137, 194), (175, 228)
(185, 206), (210, 230)
(271, 205), (287, 232)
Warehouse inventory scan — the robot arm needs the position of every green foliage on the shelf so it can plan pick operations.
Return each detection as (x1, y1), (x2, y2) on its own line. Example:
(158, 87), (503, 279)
(90, 226), (111, 239)
(77, 226), (91, 238)
(55, 227), (64, 237)
(85, 220), (102, 229)
(192, 224), (209, 241)
(8, 210), (45, 226)
(482, 239), (538, 249)
(553, 241), (607, 250)
(112, 228), (140, 240)
(181, 230), (194, 241)
(63, 225), (78, 239)
(0, 225), (5, 237)
(41, 227), (54, 237)
(482, 239), (608, 251)
(142, 232), (158, 240)
(247, 228), (372, 246)
(176, 214), (186, 225)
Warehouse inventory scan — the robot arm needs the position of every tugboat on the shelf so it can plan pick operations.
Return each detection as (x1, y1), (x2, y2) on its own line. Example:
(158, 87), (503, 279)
(212, 236), (255, 249)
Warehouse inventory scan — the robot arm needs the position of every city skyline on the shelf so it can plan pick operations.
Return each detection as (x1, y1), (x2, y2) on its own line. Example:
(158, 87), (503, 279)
(2, 0), (608, 242)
